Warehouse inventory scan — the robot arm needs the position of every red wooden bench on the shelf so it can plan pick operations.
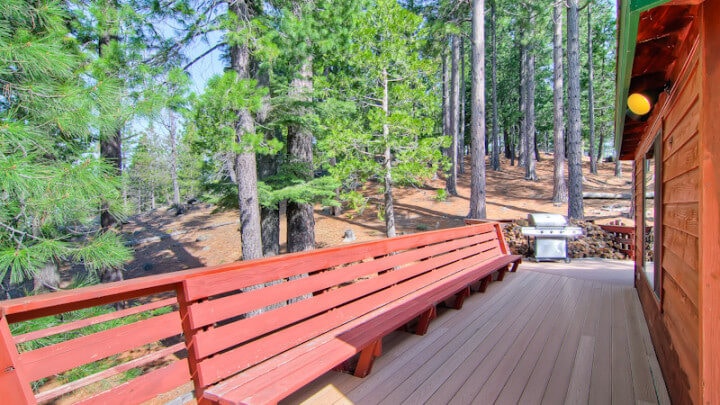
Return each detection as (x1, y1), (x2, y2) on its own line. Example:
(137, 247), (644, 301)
(181, 222), (521, 404)
(0, 222), (519, 404)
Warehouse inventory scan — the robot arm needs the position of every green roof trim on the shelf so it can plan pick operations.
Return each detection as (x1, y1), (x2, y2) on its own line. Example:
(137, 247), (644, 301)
(614, 0), (671, 157)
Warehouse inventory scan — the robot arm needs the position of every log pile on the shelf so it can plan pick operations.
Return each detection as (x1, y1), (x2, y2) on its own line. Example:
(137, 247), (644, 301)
(501, 219), (631, 260)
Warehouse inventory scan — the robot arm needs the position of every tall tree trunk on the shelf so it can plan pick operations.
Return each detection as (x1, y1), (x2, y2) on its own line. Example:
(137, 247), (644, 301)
(519, 38), (527, 168)
(446, 35), (460, 196)
(100, 129), (122, 230)
(168, 111), (181, 208)
(442, 50), (450, 156)
(567, 0), (584, 219)
(587, 2), (597, 174)
(258, 144), (280, 257)
(459, 37), (466, 175)
(524, 22), (538, 181)
(503, 124), (512, 159)
(468, 0), (487, 219)
(287, 54), (316, 253)
(98, 23), (124, 283)
(229, 0), (263, 260)
(382, 68), (396, 237)
(491, 0), (500, 171)
(597, 126), (605, 162)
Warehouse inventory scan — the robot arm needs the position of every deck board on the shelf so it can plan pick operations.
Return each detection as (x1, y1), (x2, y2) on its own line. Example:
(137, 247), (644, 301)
(282, 263), (669, 405)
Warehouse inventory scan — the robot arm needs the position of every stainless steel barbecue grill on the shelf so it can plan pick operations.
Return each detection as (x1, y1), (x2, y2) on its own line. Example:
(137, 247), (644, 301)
(521, 213), (583, 262)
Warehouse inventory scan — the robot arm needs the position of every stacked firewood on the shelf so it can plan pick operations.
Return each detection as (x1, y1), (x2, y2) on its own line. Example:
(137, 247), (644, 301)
(501, 220), (631, 260)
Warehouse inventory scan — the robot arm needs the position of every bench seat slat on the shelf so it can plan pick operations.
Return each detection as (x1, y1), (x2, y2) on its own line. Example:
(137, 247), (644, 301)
(206, 254), (521, 404)
(183, 225), (496, 301)
(187, 233), (498, 329)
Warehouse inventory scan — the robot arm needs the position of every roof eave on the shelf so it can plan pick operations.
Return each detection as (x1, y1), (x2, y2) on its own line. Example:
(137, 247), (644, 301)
(614, 0), (672, 159)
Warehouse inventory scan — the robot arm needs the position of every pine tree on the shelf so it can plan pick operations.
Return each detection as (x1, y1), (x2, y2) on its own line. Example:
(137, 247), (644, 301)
(0, 0), (131, 290)
(468, 0), (487, 219)
(552, 0), (568, 204)
(567, 0), (584, 219)
(318, 0), (445, 237)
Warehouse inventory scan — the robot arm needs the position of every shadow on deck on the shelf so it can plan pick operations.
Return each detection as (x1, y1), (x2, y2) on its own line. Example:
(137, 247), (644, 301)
(282, 261), (670, 405)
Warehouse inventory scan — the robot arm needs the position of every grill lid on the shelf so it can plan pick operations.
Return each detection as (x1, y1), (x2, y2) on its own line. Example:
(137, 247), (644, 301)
(527, 213), (568, 227)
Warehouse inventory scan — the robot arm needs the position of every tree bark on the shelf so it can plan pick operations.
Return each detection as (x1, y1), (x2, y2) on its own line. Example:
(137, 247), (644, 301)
(524, 19), (538, 181)
(287, 53), (316, 253)
(459, 37), (466, 175)
(100, 128), (122, 229)
(382, 68), (396, 237)
(587, 2), (597, 174)
(442, 50), (450, 156)
(552, 0), (568, 204)
(168, 111), (181, 208)
(519, 38), (527, 168)
(98, 16), (122, 232)
(567, 0), (584, 219)
(229, 0), (263, 260)
(468, 0), (487, 219)
(490, 0), (500, 171)
(503, 124), (512, 159)
(446, 35), (460, 196)
(258, 145), (280, 257)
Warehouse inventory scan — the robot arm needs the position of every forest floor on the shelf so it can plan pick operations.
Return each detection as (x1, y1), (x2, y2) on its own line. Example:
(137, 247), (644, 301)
(118, 154), (635, 281)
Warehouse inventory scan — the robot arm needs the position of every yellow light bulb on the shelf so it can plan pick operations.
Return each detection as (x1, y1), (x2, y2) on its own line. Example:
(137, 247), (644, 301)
(628, 93), (652, 116)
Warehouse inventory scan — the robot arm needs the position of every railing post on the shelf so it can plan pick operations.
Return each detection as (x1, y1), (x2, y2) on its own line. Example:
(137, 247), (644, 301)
(176, 285), (205, 402)
(0, 315), (35, 404)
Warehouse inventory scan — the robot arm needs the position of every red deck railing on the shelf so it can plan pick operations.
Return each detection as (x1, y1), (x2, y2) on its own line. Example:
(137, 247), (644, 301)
(0, 223), (509, 404)
(0, 258), (282, 404)
(598, 224), (636, 260)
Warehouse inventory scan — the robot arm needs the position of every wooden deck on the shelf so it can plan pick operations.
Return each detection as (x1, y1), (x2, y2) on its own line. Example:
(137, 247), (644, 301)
(282, 265), (670, 405)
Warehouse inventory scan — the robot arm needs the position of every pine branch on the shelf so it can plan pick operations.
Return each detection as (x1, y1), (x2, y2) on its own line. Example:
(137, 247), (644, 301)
(182, 43), (224, 71)
(0, 221), (42, 242)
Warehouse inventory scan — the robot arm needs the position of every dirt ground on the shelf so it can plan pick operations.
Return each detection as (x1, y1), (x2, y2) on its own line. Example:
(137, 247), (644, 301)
(118, 155), (634, 281)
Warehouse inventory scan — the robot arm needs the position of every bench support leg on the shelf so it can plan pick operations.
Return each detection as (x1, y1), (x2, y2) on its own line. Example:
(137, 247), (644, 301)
(354, 339), (382, 378)
(415, 306), (437, 336)
(478, 274), (493, 293)
(453, 286), (472, 310)
(510, 259), (521, 272)
(497, 266), (508, 281)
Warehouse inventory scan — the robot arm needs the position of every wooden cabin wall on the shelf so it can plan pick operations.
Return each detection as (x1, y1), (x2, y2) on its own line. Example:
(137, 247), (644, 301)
(633, 6), (702, 404)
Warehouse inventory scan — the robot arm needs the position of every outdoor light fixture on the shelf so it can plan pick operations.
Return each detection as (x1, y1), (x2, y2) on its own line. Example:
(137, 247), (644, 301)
(627, 92), (653, 116)
(627, 81), (673, 120)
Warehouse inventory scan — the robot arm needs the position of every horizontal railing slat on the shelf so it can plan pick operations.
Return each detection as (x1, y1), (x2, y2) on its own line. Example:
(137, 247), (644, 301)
(14, 298), (177, 344)
(20, 311), (183, 381)
(73, 358), (191, 405)
(34, 342), (186, 403)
